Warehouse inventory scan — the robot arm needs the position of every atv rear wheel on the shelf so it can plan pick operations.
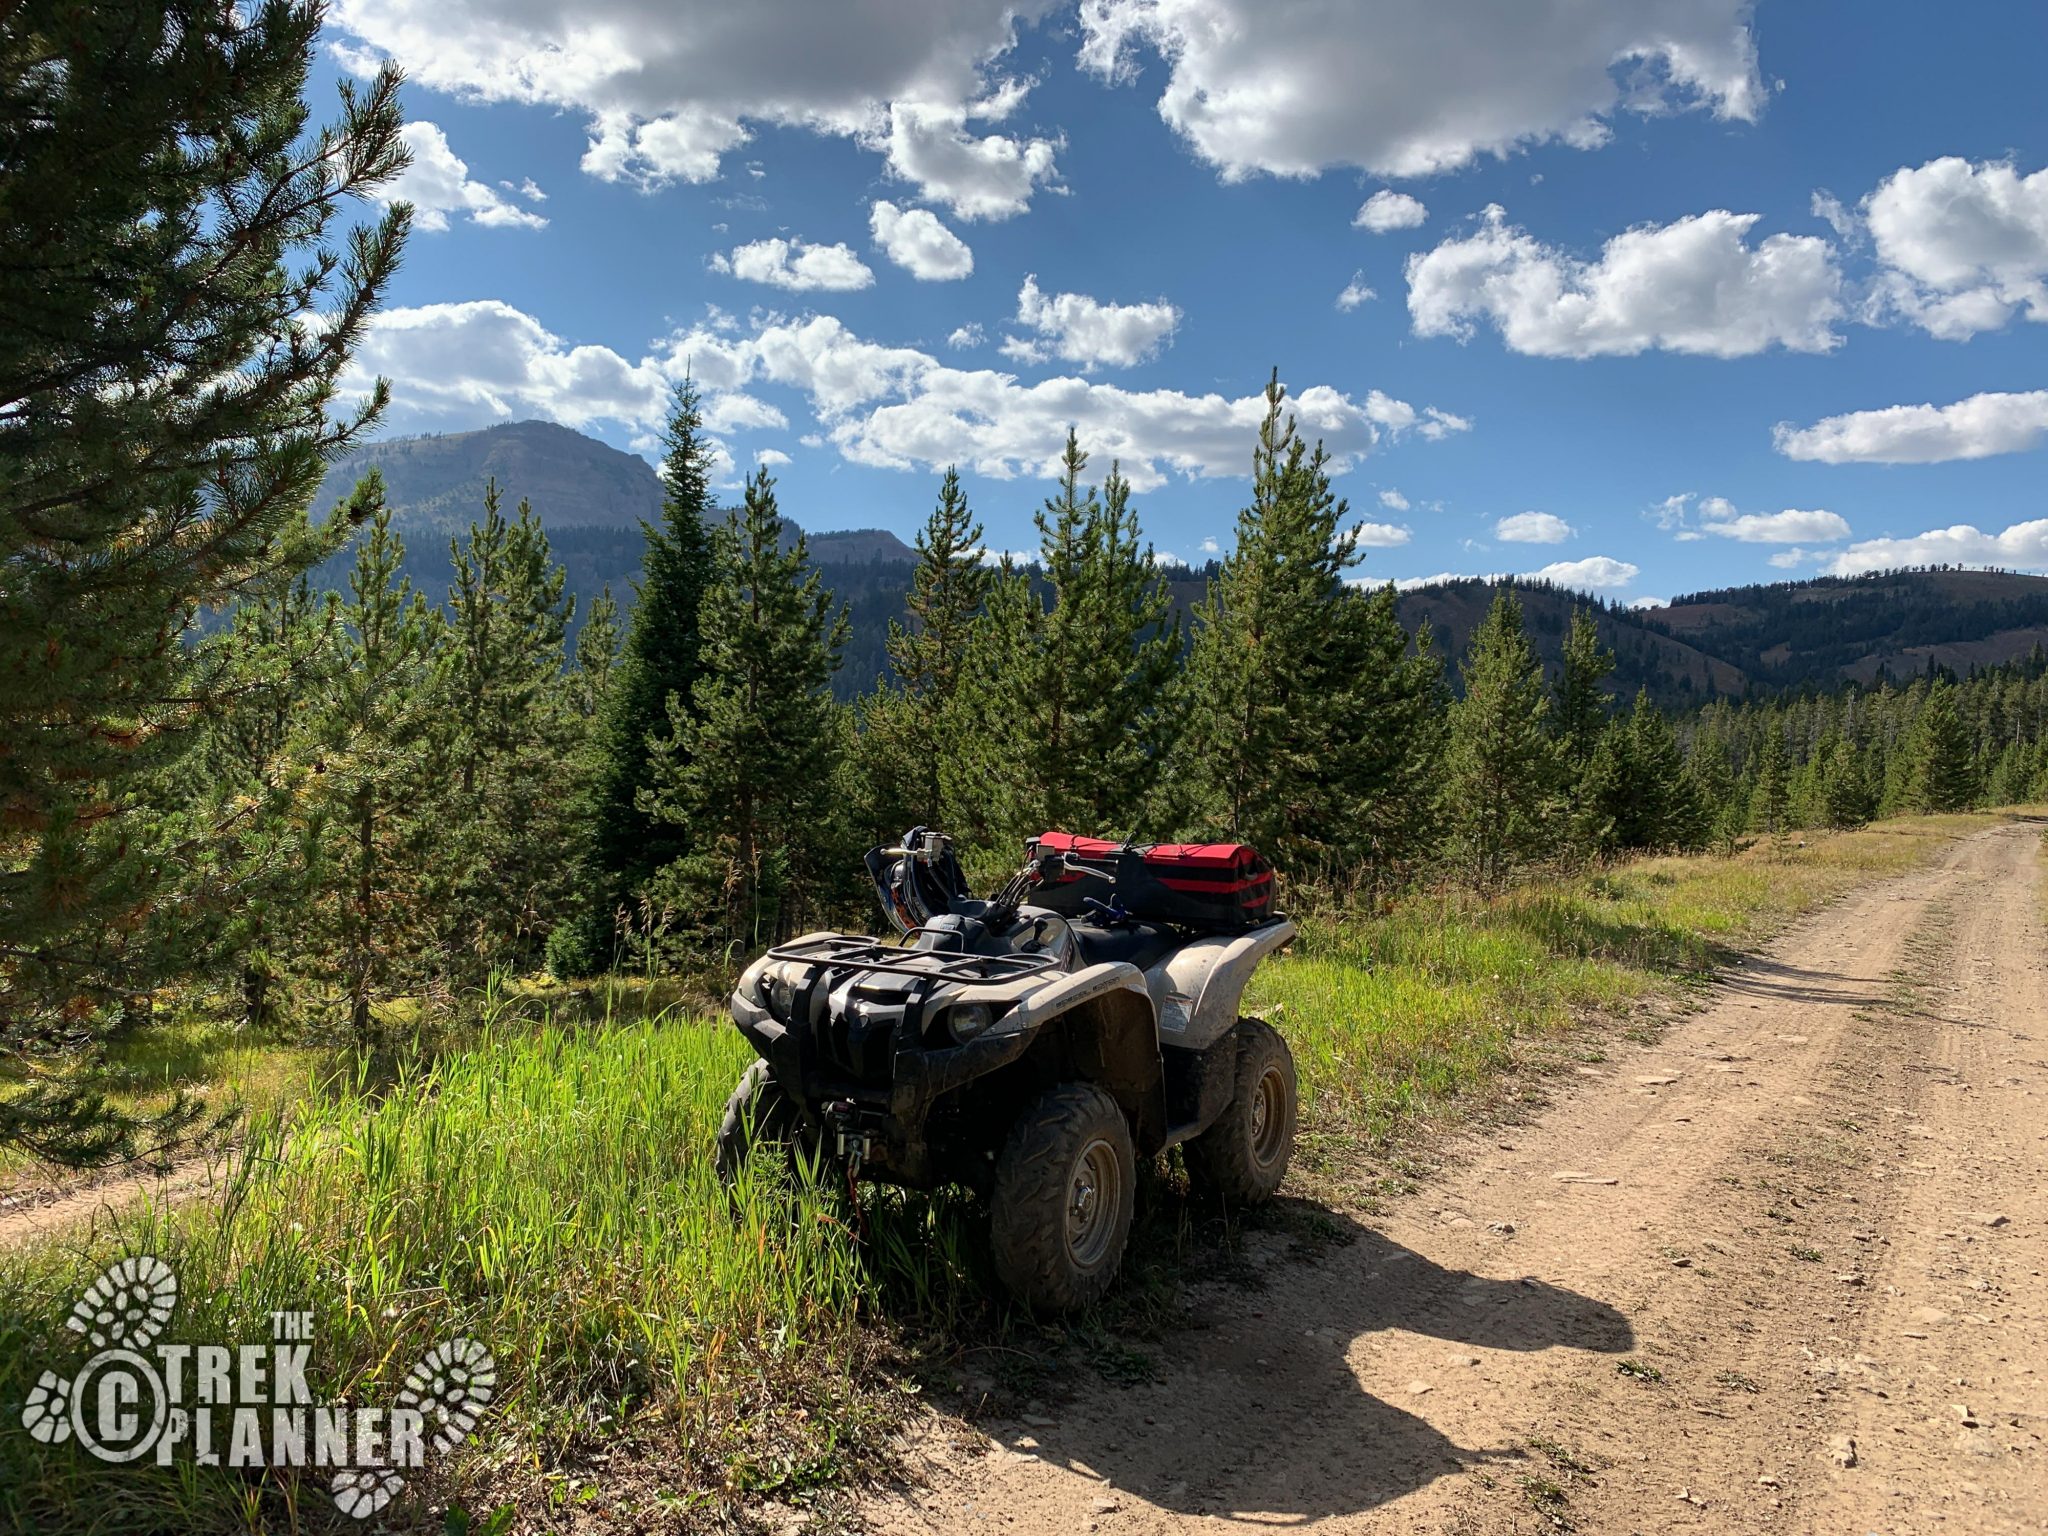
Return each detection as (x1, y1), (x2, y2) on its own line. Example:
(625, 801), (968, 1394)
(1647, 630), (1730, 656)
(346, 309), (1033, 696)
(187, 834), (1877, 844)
(1185, 1017), (1296, 1208)
(715, 1060), (820, 1190)
(989, 1082), (1136, 1314)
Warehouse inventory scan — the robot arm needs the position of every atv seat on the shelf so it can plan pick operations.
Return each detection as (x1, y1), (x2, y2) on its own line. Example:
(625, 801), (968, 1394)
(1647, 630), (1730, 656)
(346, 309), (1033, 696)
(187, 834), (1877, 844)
(1070, 919), (1180, 974)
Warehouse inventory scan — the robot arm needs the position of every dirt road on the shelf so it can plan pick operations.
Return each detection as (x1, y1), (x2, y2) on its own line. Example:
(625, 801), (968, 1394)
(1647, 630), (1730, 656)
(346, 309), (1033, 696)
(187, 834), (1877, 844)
(864, 822), (2047, 1535)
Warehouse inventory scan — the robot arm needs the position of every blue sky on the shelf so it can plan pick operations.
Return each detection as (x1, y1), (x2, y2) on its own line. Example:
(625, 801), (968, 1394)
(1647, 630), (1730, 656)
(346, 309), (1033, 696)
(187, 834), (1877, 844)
(318, 0), (2048, 605)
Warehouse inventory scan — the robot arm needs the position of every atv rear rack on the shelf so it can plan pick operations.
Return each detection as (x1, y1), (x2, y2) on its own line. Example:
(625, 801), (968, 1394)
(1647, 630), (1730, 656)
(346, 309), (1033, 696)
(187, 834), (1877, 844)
(765, 933), (1057, 985)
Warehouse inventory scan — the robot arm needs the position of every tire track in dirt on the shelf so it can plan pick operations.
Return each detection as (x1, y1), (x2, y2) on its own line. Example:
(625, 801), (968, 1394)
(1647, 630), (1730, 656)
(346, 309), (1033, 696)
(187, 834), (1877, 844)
(857, 821), (2047, 1536)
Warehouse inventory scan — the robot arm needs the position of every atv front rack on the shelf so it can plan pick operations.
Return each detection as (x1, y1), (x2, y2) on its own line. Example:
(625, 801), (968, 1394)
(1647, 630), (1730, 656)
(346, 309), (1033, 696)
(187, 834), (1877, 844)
(765, 933), (1057, 985)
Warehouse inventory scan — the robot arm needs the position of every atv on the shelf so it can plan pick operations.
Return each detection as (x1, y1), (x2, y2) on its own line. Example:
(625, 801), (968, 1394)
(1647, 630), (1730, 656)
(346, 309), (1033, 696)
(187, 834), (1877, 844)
(716, 827), (1299, 1313)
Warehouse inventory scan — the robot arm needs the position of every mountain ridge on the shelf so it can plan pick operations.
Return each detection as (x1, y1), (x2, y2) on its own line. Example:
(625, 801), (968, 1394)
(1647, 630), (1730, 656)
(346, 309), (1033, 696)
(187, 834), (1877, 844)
(314, 421), (2048, 705)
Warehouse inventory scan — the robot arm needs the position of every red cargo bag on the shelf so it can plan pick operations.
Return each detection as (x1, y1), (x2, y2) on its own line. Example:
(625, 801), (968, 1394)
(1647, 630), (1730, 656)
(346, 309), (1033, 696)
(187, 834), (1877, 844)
(1029, 832), (1275, 932)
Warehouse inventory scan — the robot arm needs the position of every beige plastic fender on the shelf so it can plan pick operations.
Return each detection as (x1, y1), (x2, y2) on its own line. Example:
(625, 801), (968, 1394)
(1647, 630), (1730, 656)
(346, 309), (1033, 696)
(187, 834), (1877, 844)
(1143, 919), (1297, 1052)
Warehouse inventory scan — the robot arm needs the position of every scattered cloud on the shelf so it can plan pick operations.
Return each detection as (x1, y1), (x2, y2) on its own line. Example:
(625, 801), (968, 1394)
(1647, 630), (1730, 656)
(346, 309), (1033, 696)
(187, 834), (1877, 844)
(1774, 390), (2048, 464)
(1811, 189), (1855, 242)
(1697, 502), (1850, 543)
(377, 121), (547, 231)
(1002, 275), (1181, 369)
(1335, 272), (1376, 311)
(946, 323), (986, 349)
(710, 238), (874, 292)
(1408, 205), (1841, 357)
(1626, 595), (1667, 609)
(1861, 156), (2048, 339)
(1825, 519), (2048, 576)
(754, 447), (793, 467)
(1522, 554), (1639, 590)
(700, 392), (789, 433)
(1350, 521), (1412, 548)
(1355, 190), (1427, 232)
(340, 300), (1471, 495)
(1199, 536), (1221, 555)
(1075, 0), (1759, 180)
(867, 98), (1062, 219)
(1494, 510), (1573, 543)
(869, 199), (975, 281)
(1767, 548), (1807, 569)
(1379, 488), (1411, 512)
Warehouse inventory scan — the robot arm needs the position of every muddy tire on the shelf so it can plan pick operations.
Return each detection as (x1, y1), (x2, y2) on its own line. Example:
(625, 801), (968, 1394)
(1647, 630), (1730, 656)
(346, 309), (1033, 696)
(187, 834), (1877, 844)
(1185, 1017), (1296, 1208)
(715, 1060), (817, 1189)
(989, 1083), (1136, 1314)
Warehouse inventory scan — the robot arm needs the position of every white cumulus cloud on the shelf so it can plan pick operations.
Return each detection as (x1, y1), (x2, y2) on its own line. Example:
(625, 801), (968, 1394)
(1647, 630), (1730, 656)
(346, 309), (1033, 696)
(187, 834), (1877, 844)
(1825, 520), (2048, 577)
(1767, 548), (1807, 569)
(869, 200), (974, 280)
(1861, 157), (2048, 339)
(754, 447), (793, 467)
(1523, 555), (1639, 590)
(1494, 511), (1573, 543)
(342, 300), (1471, 496)
(1774, 390), (2048, 464)
(377, 121), (547, 231)
(1355, 190), (1428, 232)
(1075, 0), (1760, 180)
(1335, 273), (1376, 311)
(329, 0), (1064, 212)
(1408, 205), (1841, 357)
(1002, 275), (1181, 369)
(1379, 488), (1411, 511)
(710, 238), (874, 292)
(946, 323), (985, 349)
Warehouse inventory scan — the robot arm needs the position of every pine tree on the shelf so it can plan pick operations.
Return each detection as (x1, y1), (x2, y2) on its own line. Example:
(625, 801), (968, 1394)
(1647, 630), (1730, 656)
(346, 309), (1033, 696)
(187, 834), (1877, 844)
(1818, 736), (1872, 828)
(869, 468), (988, 830)
(945, 432), (1178, 846)
(1554, 609), (1616, 770)
(194, 552), (341, 1031)
(1174, 376), (1441, 883)
(434, 485), (581, 970)
(1444, 588), (1561, 888)
(1618, 689), (1698, 849)
(575, 381), (719, 966)
(1553, 609), (1616, 857)
(570, 586), (623, 720)
(643, 468), (849, 950)
(1749, 726), (1792, 843)
(316, 489), (440, 1042)
(1907, 683), (1978, 812)
(0, 5), (407, 1157)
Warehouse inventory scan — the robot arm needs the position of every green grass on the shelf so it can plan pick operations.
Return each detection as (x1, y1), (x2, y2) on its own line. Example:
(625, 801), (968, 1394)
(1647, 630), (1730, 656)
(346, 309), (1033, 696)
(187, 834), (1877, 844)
(0, 809), (2012, 1531)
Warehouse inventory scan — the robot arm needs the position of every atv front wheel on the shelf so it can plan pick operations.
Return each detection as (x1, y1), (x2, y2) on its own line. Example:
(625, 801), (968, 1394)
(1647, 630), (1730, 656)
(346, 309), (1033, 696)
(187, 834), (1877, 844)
(1185, 1017), (1296, 1207)
(715, 1060), (820, 1189)
(989, 1083), (1136, 1314)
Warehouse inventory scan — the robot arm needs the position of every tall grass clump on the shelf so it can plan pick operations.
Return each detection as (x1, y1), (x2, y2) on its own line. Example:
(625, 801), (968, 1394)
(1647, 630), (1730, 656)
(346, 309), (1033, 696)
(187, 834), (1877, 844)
(0, 1013), (887, 1532)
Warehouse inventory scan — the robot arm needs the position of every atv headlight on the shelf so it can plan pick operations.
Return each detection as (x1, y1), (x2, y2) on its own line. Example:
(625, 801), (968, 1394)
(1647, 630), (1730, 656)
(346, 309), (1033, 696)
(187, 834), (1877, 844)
(941, 1003), (994, 1045)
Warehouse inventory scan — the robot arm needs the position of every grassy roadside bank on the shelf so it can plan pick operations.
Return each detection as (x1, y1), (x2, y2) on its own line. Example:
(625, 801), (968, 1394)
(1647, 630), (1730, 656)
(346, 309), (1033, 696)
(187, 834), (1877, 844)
(0, 811), (2019, 1533)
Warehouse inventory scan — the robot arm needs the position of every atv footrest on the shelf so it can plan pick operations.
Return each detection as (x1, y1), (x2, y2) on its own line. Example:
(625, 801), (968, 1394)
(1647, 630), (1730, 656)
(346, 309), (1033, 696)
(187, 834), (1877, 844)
(765, 934), (1057, 986)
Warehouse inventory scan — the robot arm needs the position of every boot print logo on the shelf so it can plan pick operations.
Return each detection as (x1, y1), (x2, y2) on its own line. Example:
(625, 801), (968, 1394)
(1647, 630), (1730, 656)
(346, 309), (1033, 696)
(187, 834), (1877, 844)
(19, 1255), (495, 1519)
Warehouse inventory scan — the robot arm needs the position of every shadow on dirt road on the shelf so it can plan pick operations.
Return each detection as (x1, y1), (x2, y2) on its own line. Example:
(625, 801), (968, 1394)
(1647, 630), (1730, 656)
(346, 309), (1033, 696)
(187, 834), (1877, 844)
(962, 1204), (1635, 1521)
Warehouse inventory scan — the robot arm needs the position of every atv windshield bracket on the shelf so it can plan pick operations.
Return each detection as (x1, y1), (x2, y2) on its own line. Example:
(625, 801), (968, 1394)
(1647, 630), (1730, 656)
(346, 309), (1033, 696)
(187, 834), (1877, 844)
(764, 934), (1058, 986)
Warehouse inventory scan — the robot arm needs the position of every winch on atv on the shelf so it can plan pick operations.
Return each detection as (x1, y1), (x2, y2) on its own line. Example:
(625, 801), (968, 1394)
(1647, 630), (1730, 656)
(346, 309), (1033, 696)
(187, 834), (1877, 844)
(717, 827), (1299, 1313)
